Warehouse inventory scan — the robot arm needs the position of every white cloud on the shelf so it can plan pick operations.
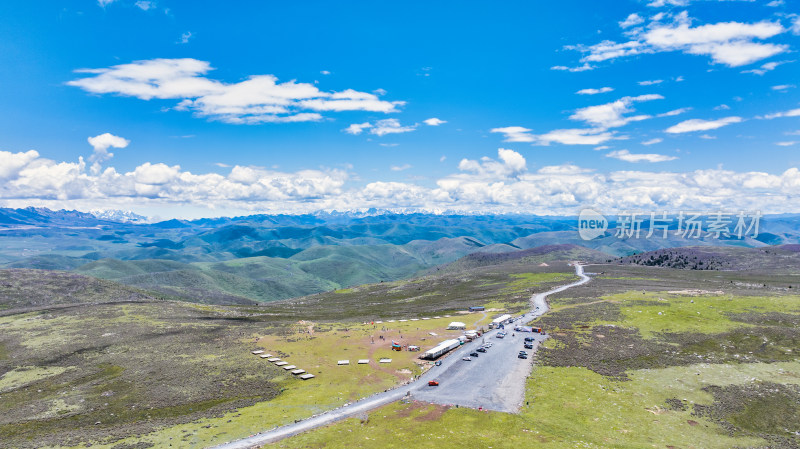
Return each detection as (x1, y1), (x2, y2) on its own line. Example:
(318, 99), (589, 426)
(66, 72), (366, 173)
(0, 150), (40, 180)
(570, 94), (663, 128)
(776, 141), (796, 146)
(97, 0), (116, 7)
(647, 0), (688, 6)
(620, 13), (645, 28)
(490, 126), (535, 142)
(741, 60), (792, 75)
(772, 84), (795, 91)
(457, 148), (527, 178)
(638, 79), (663, 85)
(576, 87), (614, 95)
(344, 122), (372, 135)
(666, 116), (743, 133)
(568, 12), (787, 68)
(87, 133), (129, 174)
(529, 128), (617, 146)
(550, 63), (595, 72)
(699, 134), (717, 139)
(320, 70), (331, 75)
(761, 108), (800, 119)
(390, 164), (412, 171)
(642, 138), (663, 145)
(68, 58), (404, 124)
(606, 149), (677, 163)
(792, 15), (800, 34)
(6, 146), (800, 216)
(714, 104), (730, 110)
(657, 107), (691, 117)
(177, 32), (193, 44)
(767, 0), (784, 6)
(440, 155), (447, 162)
(380, 143), (399, 147)
(423, 117), (447, 126)
(370, 119), (416, 136)
(135, 1), (155, 10)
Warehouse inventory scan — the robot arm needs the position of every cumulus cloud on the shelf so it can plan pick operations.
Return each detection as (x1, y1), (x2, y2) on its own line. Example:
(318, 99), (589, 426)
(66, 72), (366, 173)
(576, 87), (614, 95)
(606, 149), (677, 162)
(665, 116), (743, 133)
(68, 58), (403, 124)
(5, 146), (800, 215)
(620, 13), (645, 28)
(423, 117), (447, 126)
(87, 133), (129, 174)
(565, 11), (787, 68)
(344, 122), (372, 135)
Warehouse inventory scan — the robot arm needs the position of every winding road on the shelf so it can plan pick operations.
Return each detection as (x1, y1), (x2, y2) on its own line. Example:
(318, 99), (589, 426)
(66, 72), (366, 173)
(212, 263), (590, 449)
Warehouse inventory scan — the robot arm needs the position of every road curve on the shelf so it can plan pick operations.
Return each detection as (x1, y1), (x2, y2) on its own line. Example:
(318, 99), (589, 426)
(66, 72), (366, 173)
(212, 263), (590, 449)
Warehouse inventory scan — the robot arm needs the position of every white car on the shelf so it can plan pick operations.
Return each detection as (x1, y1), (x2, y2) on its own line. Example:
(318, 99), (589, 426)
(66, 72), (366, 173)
(462, 356), (472, 361)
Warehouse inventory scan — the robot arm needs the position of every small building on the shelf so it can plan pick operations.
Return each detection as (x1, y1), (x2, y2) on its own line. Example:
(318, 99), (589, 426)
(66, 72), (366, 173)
(299, 373), (315, 380)
(469, 306), (485, 312)
(420, 339), (461, 360)
(447, 321), (467, 330)
(357, 359), (369, 364)
(251, 350), (264, 355)
(291, 369), (306, 375)
(337, 360), (350, 365)
(488, 314), (512, 329)
(282, 365), (296, 370)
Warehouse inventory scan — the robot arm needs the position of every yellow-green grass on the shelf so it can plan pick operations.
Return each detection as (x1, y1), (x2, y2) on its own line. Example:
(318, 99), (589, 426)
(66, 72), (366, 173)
(593, 292), (800, 338)
(503, 272), (577, 295)
(65, 316), (476, 448)
(278, 361), (800, 449)
(0, 366), (72, 394)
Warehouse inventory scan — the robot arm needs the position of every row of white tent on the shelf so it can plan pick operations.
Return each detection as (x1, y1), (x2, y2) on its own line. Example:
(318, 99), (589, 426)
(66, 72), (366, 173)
(251, 350), (315, 380)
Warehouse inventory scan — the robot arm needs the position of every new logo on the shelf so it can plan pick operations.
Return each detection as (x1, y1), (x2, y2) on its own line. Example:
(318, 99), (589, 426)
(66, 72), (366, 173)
(578, 209), (607, 241)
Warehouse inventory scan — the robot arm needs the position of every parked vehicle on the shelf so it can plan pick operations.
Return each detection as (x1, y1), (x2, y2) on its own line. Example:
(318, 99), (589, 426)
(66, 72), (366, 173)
(470, 352), (479, 357)
(476, 347), (487, 353)
(428, 380), (439, 386)
(462, 356), (472, 361)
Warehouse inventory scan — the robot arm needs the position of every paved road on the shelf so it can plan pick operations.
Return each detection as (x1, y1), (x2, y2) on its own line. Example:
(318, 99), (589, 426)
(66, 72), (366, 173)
(212, 263), (590, 449)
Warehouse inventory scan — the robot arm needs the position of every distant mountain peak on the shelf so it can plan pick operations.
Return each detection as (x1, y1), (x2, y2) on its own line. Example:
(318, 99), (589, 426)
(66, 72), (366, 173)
(90, 209), (151, 224)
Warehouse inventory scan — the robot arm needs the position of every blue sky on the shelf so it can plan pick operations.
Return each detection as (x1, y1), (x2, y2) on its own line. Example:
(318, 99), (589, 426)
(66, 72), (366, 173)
(0, 0), (799, 218)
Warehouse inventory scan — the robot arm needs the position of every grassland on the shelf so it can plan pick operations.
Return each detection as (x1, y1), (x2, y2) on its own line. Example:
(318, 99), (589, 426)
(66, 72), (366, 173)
(274, 264), (800, 449)
(0, 262), (570, 448)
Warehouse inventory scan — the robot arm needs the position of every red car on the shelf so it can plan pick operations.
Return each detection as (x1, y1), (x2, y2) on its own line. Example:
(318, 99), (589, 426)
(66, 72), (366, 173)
(428, 380), (439, 386)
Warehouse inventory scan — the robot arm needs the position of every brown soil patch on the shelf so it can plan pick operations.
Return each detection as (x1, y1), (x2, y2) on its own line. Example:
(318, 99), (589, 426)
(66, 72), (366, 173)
(414, 404), (451, 422)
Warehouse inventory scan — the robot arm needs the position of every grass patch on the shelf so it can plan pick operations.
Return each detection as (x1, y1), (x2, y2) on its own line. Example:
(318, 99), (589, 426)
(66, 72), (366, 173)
(281, 362), (800, 448)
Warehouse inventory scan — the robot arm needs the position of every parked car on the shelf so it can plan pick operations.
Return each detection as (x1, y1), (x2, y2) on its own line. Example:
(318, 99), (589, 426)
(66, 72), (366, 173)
(470, 352), (479, 357)
(462, 356), (472, 361)
(476, 347), (487, 353)
(428, 380), (439, 386)
(524, 337), (535, 342)
(524, 343), (534, 349)
(518, 354), (528, 359)
(434, 360), (442, 366)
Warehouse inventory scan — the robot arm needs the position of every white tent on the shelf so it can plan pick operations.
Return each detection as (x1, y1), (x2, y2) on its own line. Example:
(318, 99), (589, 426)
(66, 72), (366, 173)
(447, 321), (466, 330)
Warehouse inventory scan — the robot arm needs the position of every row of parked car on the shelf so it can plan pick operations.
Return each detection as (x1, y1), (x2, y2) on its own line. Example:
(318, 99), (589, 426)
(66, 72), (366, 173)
(462, 341), (493, 361)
